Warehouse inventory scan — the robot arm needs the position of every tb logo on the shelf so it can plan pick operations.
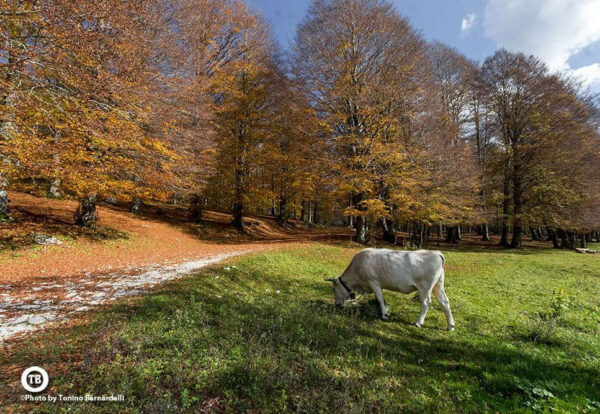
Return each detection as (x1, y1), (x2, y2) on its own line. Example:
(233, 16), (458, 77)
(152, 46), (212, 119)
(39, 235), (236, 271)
(21, 367), (49, 393)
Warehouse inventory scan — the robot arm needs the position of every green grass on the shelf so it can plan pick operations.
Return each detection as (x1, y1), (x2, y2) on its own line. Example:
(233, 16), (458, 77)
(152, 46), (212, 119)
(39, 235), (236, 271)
(2, 245), (600, 413)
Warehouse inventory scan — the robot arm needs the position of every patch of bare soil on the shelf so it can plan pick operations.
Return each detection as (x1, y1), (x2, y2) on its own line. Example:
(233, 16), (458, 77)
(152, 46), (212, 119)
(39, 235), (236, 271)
(0, 192), (302, 285)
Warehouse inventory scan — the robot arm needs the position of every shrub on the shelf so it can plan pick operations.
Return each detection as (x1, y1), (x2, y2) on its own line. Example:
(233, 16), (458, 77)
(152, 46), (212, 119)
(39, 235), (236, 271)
(520, 289), (575, 343)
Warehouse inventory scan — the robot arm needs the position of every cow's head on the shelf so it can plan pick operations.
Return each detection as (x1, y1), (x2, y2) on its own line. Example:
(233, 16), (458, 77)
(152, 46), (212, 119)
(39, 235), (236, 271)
(324, 278), (355, 307)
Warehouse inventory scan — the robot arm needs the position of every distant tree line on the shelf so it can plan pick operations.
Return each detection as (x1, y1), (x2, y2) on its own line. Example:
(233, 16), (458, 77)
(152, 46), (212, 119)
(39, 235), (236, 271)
(1, 0), (599, 248)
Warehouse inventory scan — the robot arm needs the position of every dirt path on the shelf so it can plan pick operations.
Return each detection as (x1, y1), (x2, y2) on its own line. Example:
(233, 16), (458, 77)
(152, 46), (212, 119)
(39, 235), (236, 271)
(1, 193), (292, 285)
(0, 193), (297, 343)
(0, 251), (258, 342)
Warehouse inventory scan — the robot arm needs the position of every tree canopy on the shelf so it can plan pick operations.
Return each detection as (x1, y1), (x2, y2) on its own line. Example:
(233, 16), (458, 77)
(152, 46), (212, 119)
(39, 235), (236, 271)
(1, 0), (598, 246)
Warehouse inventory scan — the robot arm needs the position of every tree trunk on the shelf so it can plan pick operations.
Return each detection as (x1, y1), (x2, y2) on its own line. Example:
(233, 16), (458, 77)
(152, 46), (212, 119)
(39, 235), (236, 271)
(413, 222), (428, 248)
(381, 218), (397, 244)
(169, 194), (183, 205)
(232, 162), (245, 231)
(75, 194), (98, 228)
(481, 222), (491, 241)
(0, 86), (17, 220)
(232, 199), (244, 230)
(354, 215), (368, 244)
(567, 232), (576, 250)
(0, 173), (8, 220)
(510, 214), (522, 248)
(412, 222), (420, 247)
(510, 224), (523, 249)
(446, 226), (459, 244)
(559, 230), (576, 250)
(510, 146), (523, 249)
(547, 228), (560, 249)
(499, 224), (510, 246)
(300, 200), (306, 222)
(558, 229), (568, 249)
(499, 163), (511, 247)
(445, 226), (453, 243)
(47, 179), (62, 199)
(47, 129), (62, 199)
(529, 227), (540, 241)
(131, 196), (143, 214)
(277, 197), (290, 226)
(579, 233), (587, 249)
(189, 194), (203, 223)
(538, 227), (545, 240)
(352, 193), (368, 244)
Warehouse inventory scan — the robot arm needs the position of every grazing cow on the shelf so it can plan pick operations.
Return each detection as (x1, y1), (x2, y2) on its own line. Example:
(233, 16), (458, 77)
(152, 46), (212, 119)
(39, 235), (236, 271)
(325, 248), (454, 330)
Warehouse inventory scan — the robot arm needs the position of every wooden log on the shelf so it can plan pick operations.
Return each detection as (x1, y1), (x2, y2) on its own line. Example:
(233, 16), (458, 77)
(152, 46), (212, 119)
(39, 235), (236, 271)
(575, 248), (598, 254)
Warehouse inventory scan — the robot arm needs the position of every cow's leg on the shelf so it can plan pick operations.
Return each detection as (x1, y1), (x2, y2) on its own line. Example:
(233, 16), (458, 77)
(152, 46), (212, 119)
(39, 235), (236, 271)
(433, 278), (455, 331)
(369, 282), (389, 320)
(414, 287), (432, 328)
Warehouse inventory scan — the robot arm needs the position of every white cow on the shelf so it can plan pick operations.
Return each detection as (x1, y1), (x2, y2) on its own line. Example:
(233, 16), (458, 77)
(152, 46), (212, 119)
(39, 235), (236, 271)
(326, 248), (455, 330)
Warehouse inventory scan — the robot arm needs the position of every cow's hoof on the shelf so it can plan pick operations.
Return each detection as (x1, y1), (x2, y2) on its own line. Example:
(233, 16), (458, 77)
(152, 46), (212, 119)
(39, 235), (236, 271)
(447, 326), (455, 331)
(413, 322), (422, 328)
(381, 315), (390, 321)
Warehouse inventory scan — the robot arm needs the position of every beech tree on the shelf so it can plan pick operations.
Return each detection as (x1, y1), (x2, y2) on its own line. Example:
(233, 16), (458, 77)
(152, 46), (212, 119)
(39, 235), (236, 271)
(480, 50), (600, 248)
(480, 51), (546, 247)
(468, 67), (496, 241)
(257, 73), (325, 226)
(294, 0), (434, 243)
(427, 42), (481, 243)
(205, 9), (277, 230)
(0, 0), (42, 219)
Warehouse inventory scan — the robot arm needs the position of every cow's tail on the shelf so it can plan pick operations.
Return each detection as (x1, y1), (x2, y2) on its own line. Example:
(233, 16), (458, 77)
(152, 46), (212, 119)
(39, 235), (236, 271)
(439, 252), (445, 267)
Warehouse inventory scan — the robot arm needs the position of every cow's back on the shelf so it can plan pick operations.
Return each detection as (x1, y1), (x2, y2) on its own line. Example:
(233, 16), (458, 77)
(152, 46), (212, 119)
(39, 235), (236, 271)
(349, 248), (444, 292)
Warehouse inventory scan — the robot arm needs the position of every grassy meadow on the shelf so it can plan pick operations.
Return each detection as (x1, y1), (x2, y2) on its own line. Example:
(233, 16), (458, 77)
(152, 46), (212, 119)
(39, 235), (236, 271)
(1, 244), (600, 413)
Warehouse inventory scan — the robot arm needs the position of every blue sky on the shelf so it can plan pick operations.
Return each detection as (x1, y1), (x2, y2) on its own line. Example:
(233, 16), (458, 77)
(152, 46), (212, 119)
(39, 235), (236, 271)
(247, 0), (600, 93)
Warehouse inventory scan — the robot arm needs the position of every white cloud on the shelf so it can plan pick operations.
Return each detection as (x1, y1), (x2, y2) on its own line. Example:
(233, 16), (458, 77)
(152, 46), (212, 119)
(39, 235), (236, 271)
(482, 0), (600, 91)
(461, 13), (477, 36)
(570, 63), (600, 90)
